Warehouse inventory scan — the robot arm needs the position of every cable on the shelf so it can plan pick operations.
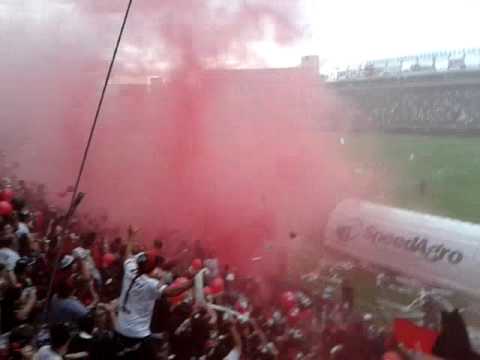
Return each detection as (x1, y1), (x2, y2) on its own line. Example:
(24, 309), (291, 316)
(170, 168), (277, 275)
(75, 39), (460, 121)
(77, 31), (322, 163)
(70, 0), (134, 206)
(44, 0), (134, 315)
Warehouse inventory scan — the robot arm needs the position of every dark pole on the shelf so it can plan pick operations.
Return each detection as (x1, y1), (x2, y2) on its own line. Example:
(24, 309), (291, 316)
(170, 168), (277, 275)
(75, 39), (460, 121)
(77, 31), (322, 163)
(44, 0), (134, 314)
(70, 0), (134, 206)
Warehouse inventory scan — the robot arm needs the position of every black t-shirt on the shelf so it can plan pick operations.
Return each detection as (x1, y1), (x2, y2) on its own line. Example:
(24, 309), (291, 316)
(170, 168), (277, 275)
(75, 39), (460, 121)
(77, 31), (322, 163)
(68, 333), (93, 357)
(151, 297), (170, 333)
(67, 331), (117, 359)
(91, 330), (116, 359)
(0, 286), (22, 333)
(168, 307), (194, 360)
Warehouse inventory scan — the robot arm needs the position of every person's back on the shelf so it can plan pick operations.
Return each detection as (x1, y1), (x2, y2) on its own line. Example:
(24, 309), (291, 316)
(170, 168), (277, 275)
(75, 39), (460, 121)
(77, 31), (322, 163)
(116, 254), (165, 338)
(114, 252), (172, 359)
(48, 280), (88, 325)
(49, 295), (88, 324)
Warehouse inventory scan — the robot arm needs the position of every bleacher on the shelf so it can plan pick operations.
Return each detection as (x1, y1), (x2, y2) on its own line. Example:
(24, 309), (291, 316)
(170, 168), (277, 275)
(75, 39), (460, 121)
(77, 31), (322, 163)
(328, 50), (480, 134)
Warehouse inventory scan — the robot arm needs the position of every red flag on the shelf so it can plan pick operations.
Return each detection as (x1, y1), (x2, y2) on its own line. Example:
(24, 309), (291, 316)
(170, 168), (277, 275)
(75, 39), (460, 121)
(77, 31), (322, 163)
(394, 318), (439, 354)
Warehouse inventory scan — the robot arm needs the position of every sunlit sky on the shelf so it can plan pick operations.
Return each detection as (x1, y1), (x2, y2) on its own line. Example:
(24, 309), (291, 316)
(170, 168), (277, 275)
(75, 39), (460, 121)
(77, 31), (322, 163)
(2, 0), (480, 74)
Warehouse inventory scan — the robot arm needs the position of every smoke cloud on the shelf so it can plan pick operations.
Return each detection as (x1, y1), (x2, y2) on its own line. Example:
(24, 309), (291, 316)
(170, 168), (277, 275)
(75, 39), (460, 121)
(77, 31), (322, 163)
(1, 0), (355, 269)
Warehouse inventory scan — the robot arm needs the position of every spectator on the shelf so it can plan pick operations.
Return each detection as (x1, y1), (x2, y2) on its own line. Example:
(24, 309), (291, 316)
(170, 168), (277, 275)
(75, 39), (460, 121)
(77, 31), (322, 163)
(1, 223), (15, 238)
(66, 313), (95, 359)
(205, 250), (219, 281)
(48, 278), (89, 325)
(73, 232), (101, 284)
(224, 321), (242, 360)
(89, 304), (117, 359)
(13, 258), (37, 320)
(115, 248), (193, 358)
(0, 235), (20, 274)
(52, 254), (77, 293)
(2, 151), (480, 360)
(338, 84), (480, 132)
(432, 309), (476, 359)
(8, 324), (35, 360)
(0, 258), (37, 335)
(15, 210), (31, 239)
(34, 323), (72, 360)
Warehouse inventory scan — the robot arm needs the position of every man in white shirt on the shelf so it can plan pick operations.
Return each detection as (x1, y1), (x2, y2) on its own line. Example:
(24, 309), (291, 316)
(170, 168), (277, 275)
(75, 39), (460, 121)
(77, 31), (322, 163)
(115, 250), (193, 358)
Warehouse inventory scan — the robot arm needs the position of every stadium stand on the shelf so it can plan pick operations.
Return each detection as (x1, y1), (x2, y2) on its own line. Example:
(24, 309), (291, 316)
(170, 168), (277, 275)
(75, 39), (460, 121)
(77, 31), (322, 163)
(331, 63), (480, 134)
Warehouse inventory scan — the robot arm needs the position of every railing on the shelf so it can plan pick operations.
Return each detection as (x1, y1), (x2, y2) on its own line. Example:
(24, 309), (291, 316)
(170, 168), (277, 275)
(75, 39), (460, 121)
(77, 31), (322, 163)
(331, 48), (480, 82)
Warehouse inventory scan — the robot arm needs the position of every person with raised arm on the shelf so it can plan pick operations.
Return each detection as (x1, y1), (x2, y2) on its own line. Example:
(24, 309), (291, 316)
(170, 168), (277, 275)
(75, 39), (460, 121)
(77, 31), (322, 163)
(114, 226), (195, 358)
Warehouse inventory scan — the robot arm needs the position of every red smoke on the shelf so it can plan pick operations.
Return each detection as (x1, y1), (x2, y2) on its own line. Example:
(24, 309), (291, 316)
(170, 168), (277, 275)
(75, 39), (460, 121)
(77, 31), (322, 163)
(1, 0), (355, 269)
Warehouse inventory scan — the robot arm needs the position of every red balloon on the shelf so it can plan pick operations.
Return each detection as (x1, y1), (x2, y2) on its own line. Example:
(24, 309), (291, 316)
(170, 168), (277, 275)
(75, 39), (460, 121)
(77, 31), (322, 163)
(287, 307), (300, 326)
(192, 258), (202, 271)
(0, 189), (14, 202)
(280, 291), (297, 311)
(210, 277), (225, 294)
(0, 201), (13, 217)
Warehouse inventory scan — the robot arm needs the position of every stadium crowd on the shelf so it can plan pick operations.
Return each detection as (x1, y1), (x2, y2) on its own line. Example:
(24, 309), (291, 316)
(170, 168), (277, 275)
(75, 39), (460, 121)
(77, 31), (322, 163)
(0, 152), (477, 360)
(341, 85), (480, 132)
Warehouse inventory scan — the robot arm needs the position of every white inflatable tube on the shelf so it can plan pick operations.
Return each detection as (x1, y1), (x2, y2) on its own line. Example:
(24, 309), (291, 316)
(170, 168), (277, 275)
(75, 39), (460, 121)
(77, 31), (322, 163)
(325, 199), (480, 297)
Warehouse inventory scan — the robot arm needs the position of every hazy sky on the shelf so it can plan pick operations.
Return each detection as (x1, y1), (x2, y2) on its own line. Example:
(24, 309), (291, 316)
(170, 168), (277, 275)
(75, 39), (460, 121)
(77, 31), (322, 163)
(2, 0), (480, 74)
(304, 0), (480, 72)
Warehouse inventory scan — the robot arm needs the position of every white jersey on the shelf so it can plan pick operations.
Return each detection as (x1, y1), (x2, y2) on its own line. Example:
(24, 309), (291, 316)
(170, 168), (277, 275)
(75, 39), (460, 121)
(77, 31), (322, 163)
(116, 255), (166, 338)
(0, 247), (19, 271)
